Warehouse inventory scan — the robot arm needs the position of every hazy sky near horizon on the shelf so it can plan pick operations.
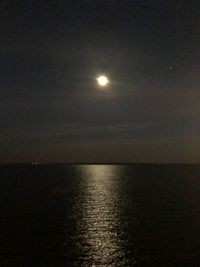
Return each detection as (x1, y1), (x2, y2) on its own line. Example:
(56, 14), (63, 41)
(1, 0), (200, 163)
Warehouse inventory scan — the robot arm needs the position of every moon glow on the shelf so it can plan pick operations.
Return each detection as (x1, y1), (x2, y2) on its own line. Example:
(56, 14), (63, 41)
(97, 75), (109, 87)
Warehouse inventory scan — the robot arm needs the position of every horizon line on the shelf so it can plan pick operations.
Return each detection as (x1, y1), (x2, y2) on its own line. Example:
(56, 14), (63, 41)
(0, 162), (200, 166)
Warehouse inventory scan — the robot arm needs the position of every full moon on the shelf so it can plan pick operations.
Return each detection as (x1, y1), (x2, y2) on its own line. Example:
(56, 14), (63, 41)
(97, 75), (109, 87)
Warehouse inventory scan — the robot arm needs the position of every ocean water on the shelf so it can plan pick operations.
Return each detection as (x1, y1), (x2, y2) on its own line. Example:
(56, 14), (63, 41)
(0, 164), (200, 266)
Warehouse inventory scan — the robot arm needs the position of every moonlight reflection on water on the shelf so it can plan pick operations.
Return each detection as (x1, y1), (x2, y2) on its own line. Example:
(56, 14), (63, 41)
(77, 165), (127, 266)
(1, 165), (200, 266)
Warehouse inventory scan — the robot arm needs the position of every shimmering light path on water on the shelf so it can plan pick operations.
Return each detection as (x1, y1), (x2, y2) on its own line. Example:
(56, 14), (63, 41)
(1, 164), (200, 266)
(76, 165), (129, 266)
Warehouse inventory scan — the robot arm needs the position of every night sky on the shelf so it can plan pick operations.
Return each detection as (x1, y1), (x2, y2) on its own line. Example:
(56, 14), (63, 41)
(1, 0), (200, 163)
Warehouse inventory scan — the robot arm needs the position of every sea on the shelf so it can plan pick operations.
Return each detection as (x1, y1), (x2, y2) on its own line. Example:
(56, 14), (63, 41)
(0, 164), (200, 266)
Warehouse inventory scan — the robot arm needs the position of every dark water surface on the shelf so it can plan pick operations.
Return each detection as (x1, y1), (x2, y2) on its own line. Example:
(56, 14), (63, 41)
(0, 164), (200, 266)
